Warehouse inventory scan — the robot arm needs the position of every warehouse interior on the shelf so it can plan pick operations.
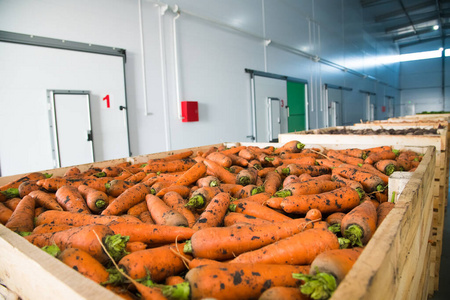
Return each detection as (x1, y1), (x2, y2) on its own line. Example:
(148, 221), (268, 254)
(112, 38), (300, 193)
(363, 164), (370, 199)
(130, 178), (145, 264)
(1, 0), (450, 298)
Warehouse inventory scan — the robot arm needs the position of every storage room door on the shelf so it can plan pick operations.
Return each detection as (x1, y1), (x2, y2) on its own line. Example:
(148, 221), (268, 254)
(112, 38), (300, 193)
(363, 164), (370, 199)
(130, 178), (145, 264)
(287, 81), (307, 132)
(254, 76), (288, 142)
(0, 41), (130, 176)
(327, 87), (343, 127)
(50, 91), (94, 168)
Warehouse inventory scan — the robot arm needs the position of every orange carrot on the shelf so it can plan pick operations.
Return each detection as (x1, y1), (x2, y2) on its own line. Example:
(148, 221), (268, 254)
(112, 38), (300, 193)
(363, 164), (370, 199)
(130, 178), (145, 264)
(1, 172), (50, 192)
(280, 186), (362, 215)
(327, 149), (364, 166)
(376, 201), (395, 228)
(192, 192), (231, 231)
(280, 152), (320, 159)
(364, 149), (397, 165)
(259, 287), (307, 300)
(156, 185), (191, 198)
(332, 165), (385, 192)
(81, 177), (112, 193)
(125, 241), (147, 253)
(185, 186), (223, 211)
(139, 211), (155, 224)
(341, 200), (377, 246)
(127, 200), (148, 216)
(274, 180), (343, 198)
(105, 179), (135, 197)
(316, 158), (343, 169)
(184, 217), (314, 260)
(162, 191), (196, 227)
(125, 171), (147, 183)
(18, 180), (41, 197)
(219, 145), (247, 156)
(35, 210), (134, 227)
(330, 173), (365, 196)
(237, 192), (272, 205)
(118, 242), (191, 282)
(229, 199), (292, 223)
(280, 156), (317, 166)
(102, 183), (150, 216)
(165, 276), (185, 286)
(206, 152), (233, 168)
(32, 223), (74, 234)
(146, 194), (189, 227)
(3, 198), (21, 211)
(333, 148), (366, 159)
(28, 190), (64, 211)
(0, 202), (13, 225)
(227, 154), (249, 167)
(149, 150), (194, 163)
(55, 185), (91, 214)
(184, 263), (309, 300)
(196, 175), (220, 187)
(280, 164), (330, 177)
(63, 167), (82, 178)
(262, 171), (282, 195)
(359, 163), (390, 185)
(235, 168), (258, 186)
(235, 184), (264, 199)
(238, 148), (257, 161)
(203, 159), (237, 184)
(217, 183), (244, 197)
(173, 161), (207, 186)
(36, 177), (84, 192)
(223, 212), (273, 227)
(108, 222), (194, 244)
(78, 184), (109, 213)
(274, 140), (305, 154)
(282, 175), (301, 187)
(374, 159), (399, 176)
(144, 158), (197, 173)
(230, 228), (339, 265)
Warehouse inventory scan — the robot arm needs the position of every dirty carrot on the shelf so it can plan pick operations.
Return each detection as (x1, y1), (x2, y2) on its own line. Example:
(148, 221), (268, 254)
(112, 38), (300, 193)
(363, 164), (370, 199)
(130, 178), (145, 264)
(196, 175), (220, 187)
(376, 201), (395, 228)
(280, 156), (317, 166)
(127, 200), (148, 216)
(37, 177), (85, 192)
(364, 149), (397, 165)
(35, 210), (133, 227)
(274, 140), (305, 154)
(359, 163), (390, 185)
(330, 173), (365, 196)
(374, 159), (399, 176)
(192, 192), (231, 231)
(235, 185), (264, 199)
(0, 202), (13, 225)
(341, 200), (377, 246)
(185, 186), (223, 211)
(156, 185), (191, 198)
(78, 184), (109, 213)
(102, 183), (150, 216)
(3, 198), (21, 211)
(139, 211), (155, 224)
(184, 217), (314, 260)
(326, 212), (346, 234)
(235, 168), (258, 186)
(237, 192), (272, 205)
(1, 172), (50, 192)
(165, 276), (185, 286)
(280, 164), (331, 177)
(259, 287), (306, 300)
(125, 241), (147, 253)
(81, 177), (112, 193)
(230, 199), (292, 223)
(206, 152), (232, 168)
(230, 227), (339, 265)
(280, 186), (362, 215)
(183, 263), (310, 300)
(28, 190), (64, 211)
(274, 180), (343, 198)
(55, 185), (91, 214)
(262, 171), (282, 195)
(227, 154), (249, 167)
(146, 194), (189, 227)
(144, 158), (197, 173)
(327, 149), (364, 166)
(18, 180), (41, 197)
(125, 171), (147, 183)
(223, 212), (273, 227)
(63, 167), (82, 178)
(150, 150), (194, 163)
(173, 161), (207, 187)
(105, 179), (135, 197)
(282, 175), (301, 187)
(32, 223), (74, 234)
(162, 191), (196, 227)
(203, 159), (237, 184)
(238, 148), (257, 161)
(332, 165), (385, 193)
(219, 145), (247, 156)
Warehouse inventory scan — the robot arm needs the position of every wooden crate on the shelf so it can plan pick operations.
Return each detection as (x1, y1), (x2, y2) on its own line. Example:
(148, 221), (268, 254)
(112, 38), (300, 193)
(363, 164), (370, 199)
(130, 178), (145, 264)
(0, 142), (437, 299)
(280, 127), (446, 296)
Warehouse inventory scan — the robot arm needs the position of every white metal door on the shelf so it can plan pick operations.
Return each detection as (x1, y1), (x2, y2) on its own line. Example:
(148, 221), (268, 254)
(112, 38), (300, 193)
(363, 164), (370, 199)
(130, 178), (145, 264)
(50, 91), (94, 168)
(268, 97), (281, 142)
(327, 88), (342, 127)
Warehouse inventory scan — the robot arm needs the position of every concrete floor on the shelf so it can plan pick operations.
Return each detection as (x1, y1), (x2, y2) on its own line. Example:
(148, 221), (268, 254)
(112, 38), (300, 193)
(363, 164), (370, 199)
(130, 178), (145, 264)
(431, 200), (450, 299)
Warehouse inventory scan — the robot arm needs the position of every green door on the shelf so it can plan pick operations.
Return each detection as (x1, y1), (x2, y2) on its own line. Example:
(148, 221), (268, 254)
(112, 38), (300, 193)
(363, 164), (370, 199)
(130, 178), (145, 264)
(287, 81), (306, 132)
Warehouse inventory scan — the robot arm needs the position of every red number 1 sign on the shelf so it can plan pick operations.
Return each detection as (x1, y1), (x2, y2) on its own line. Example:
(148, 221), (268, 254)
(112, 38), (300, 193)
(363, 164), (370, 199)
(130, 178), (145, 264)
(103, 95), (110, 108)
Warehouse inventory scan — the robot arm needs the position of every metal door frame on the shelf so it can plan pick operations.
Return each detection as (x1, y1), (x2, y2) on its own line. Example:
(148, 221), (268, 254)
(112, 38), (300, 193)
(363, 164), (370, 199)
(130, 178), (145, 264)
(47, 90), (95, 168)
(267, 97), (281, 142)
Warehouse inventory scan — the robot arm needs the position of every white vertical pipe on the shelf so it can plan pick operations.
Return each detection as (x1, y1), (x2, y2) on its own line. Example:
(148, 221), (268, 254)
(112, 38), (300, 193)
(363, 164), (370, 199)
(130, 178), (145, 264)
(138, 0), (150, 116)
(262, 0), (268, 72)
(172, 6), (183, 120)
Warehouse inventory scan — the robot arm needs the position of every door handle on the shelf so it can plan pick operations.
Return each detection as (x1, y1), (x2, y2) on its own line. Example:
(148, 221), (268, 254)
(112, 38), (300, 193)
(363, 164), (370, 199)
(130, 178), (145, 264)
(87, 130), (93, 141)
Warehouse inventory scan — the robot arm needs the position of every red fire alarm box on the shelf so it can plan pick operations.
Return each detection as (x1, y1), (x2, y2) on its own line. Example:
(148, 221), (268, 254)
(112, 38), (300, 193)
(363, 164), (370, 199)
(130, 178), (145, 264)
(381, 106), (386, 112)
(181, 101), (199, 122)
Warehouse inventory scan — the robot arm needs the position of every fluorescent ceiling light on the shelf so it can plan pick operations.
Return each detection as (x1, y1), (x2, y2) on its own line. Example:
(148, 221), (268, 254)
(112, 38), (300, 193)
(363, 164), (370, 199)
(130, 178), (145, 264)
(433, 25), (439, 30)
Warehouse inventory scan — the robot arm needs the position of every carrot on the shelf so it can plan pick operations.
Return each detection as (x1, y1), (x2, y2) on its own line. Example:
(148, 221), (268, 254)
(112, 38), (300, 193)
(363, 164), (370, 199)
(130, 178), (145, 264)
(235, 168), (258, 186)
(149, 181), (173, 195)
(235, 184), (264, 199)
(143, 158), (197, 173)
(185, 186), (223, 211)
(184, 217), (313, 260)
(248, 160), (263, 170)
(149, 150), (194, 163)
(104, 285), (138, 300)
(162, 191), (196, 227)
(263, 196), (284, 210)
(77, 184), (109, 213)
(294, 247), (364, 299)
(248, 145), (275, 155)
(18, 180), (41, 197)
(231, 227), (339, 265)
(257, 167), (277, 178)
(25, 224), (128, 263)
(196, 175), (220, 187)
(118, 242), (191, 282)
(280, 151), (320, 159)
(102, 182), (150, 216)
(183, 263), (310, 300)
(188, 257), (225, 269)
(146, 194), (189, 227)
(55, 185), (91, 214)
(262, 171), (282, 195)
(280, 186), (362, 215)
(374, 191), (388, 203)
(274, 180), (343, 198)
(63, 167), (82, 178)
(81, 177), (112, 193)
(156, 185), (191, 198)
(341, 200), (377, 246)
(35, 210), (135, 227)
(359, 163), (390, 185)
(139, 211), (155, 224)
(32, 223), (74, 234)
(58, 248), (113, 284)
(80, 167), (102, 177)
(316, 158), (343, 169)
(237, 192), (272, 205)
(28, 190), (64, 211)
(34, 206), (47, 218)
(327, 150), (364, 166)
(274, 140), (305, 154)
(1, 172), (50, 192)
(310, 174), (333, 181)
(228, 165), (245, 174)
(363, 145), (392, 153)
(203, 159), (237, 184)
(280, 164), (330, 177)
(3, 198), (21, 211)
(108, 222), (194, 244)
(4, 195), (35, 234)
(206, 152), (232, 168)
(125, 241), (147, 253)
(280, 156), (317, 166)
(238, 148), (257, 161)
(127, 200), (148, 216)
(330, 173), (365, 196)
(165, 275), (185, 286)
(223, 212), (273, 227)
(217, 183), (244, 197)
(376, 201), (395, 228)
(0, 202), (13, 225)
(282, 175), (301, 187)
(374, 159), (399, 176)
(333, 148), (366, 159)
(104, 179), (134, 197)
(257, 153), (283, 167)
(326, 212), (346, 234)
(125, 171), (147, 183)
(219, 145), (247, 156)
(364, 149), (397, 165)
(173, 161), (207, 187)
(332, 165), (385, 192)
(192, 192), (231, 231)
(133, 282), (167, 300)
(227, 154), (249, 167)
(229, 199), (292, 222)
(260, 287), (308, 300)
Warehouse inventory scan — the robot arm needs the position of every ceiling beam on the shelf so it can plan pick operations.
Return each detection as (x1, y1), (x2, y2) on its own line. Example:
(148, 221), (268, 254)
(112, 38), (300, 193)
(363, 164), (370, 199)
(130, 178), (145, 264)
(375, 1), (435, 22)
(385, 14), (438, 33)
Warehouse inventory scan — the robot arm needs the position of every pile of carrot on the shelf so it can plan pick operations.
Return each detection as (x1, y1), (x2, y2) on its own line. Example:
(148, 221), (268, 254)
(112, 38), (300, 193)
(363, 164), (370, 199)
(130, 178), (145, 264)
(0, 141), (423, 300)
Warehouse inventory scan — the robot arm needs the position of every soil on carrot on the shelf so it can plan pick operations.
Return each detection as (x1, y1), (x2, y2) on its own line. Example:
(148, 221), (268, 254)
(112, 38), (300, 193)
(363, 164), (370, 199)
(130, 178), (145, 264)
(307, 127), (439, 135)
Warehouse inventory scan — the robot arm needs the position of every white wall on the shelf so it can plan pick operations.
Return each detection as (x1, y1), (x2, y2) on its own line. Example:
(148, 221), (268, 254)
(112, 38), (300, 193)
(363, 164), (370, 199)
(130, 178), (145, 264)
(0, 0), (401, 168)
